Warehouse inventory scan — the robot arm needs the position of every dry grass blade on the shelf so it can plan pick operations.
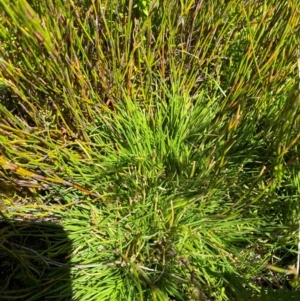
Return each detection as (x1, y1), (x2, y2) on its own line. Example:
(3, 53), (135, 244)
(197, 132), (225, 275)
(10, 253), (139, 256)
(0, 155), (100, 197)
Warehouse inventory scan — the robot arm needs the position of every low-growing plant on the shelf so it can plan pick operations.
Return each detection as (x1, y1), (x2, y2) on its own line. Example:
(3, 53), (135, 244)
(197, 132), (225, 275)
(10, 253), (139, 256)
(0, 0), (299, 300)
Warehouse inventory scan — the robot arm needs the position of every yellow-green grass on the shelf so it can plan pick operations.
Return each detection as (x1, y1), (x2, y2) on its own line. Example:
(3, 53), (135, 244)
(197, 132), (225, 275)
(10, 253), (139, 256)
(0, 0), (300, 300)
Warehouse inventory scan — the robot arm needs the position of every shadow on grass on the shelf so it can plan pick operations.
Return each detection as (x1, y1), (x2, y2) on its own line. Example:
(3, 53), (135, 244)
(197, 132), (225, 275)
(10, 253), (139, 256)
(221, 271), (300, 300)
(253, 289), (300, 301)
(0, 219), (72, 301)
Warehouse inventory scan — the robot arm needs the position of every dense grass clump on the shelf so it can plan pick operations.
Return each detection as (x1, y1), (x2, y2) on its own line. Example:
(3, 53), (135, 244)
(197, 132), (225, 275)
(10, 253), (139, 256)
(0, 0), (300, 300)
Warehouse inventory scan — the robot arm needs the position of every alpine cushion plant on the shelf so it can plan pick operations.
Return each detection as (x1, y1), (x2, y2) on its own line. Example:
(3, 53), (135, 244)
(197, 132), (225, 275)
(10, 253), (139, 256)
(0, 0), (300, 300)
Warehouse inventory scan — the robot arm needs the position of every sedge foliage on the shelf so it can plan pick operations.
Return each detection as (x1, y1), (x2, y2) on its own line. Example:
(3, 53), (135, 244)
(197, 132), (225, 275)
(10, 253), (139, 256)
(0, 0), (300, 300)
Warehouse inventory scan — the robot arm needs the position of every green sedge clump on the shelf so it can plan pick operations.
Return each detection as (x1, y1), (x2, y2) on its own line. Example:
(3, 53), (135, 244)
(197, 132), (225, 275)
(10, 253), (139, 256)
(0, 0), (299, 300)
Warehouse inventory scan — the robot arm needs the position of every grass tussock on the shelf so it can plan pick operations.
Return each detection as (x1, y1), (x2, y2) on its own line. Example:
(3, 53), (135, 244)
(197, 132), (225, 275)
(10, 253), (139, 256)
(0, 0), (300, 300)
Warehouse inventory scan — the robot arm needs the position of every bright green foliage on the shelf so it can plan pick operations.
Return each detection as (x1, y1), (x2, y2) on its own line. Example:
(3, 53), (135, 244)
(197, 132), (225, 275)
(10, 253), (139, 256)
(133, 0), (153, 17)
(0, 0), (299, 300)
